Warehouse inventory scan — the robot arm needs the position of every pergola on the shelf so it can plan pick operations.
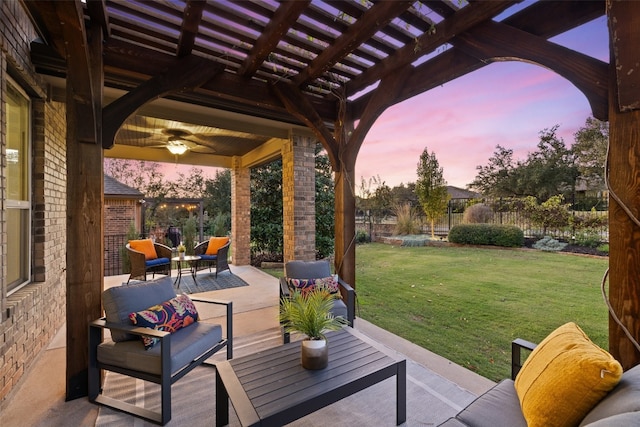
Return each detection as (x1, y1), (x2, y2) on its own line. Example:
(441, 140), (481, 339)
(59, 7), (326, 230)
(23, 0), (640, 401)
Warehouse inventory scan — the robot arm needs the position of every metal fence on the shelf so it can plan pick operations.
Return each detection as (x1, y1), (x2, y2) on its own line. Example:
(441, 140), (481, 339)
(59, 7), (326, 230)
(104, 234), (129, 276)
(358, 196), (610, 243)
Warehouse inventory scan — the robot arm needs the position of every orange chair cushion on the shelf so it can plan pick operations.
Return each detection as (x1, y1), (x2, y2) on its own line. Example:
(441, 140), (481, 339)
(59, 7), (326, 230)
(129, 239), (158, 260)
(205, 237), (229, 255)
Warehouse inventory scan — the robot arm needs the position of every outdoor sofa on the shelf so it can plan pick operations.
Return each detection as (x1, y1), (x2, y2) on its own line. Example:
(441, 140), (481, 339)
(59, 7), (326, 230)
(439, 322), (640, 427)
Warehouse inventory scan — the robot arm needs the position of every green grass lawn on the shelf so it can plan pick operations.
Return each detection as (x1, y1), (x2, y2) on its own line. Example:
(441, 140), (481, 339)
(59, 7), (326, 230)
(354, 243), (610, 381)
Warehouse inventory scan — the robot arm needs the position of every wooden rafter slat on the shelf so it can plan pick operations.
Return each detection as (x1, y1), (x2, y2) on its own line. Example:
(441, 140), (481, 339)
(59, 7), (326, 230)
(293, 0), (414, 88)
(326, 0), (416, 48)
(238, 0), (310, 77)
(304, 3), (393, 59)
(177, 0), (206, 57)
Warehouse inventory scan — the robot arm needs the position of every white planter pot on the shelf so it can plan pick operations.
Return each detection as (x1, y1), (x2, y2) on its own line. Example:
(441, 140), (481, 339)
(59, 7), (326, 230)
(301, 339), (328, 370)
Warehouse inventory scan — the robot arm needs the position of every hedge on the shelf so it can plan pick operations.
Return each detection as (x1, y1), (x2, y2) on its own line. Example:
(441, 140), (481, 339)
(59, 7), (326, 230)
(448, 224), (524, 248)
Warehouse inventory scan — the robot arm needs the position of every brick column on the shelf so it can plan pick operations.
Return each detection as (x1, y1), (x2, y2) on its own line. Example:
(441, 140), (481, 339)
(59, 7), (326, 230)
(231, 160), (251, 265)
(282, 134), (316, 262)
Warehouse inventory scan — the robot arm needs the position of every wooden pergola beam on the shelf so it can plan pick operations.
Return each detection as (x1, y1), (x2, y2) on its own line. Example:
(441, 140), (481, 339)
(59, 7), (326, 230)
(177, 0), (206, 57)
(238, 0), (310, 78)
(272, 82), (339, 168)
(453, 20), (609, 120)
(346, 0), (516, 97)
(102, 54), (224, 149)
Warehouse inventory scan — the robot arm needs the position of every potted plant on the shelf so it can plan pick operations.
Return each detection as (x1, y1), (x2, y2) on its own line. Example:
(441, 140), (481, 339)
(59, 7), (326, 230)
(177, 243), (186, 259)
(279, 288), (348, 369)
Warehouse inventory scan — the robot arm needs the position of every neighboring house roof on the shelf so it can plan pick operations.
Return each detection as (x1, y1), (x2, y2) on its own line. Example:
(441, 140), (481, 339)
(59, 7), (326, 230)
(104, 175), (144, 198)
(448, 186), (479, 199)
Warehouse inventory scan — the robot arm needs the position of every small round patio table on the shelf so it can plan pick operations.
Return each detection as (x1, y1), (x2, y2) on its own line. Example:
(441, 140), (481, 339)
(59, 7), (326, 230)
(171, 255), (201, 288)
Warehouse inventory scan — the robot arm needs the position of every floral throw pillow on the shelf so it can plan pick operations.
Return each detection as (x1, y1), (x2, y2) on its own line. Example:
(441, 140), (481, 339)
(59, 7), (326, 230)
(129, 294), (199, 349)
(286, 276), (340, 297)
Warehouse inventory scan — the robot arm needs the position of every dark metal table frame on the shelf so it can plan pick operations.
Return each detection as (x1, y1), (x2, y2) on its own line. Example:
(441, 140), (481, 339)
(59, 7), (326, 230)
(215, 327), (406, 426)
(171, 255), (201, 288)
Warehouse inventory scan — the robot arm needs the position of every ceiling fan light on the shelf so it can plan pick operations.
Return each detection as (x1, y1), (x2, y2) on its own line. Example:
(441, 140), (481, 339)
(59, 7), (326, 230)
(166, 142), (188, 155)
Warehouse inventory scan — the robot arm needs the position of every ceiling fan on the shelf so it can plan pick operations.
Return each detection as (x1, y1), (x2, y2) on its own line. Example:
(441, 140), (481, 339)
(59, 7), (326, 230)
(118, 116), (219, 155)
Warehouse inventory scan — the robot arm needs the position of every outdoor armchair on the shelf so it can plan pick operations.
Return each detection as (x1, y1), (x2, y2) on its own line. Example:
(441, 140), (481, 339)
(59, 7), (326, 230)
(279, 259), (355, 343)
(194, 237), (231, 277)
(125, 239), (172, 283)
(88, 276), (233, 425)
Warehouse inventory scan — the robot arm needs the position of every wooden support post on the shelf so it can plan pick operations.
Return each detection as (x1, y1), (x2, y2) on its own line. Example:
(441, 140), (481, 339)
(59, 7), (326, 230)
(65, 22), (104, 400)
(607, 0), (640, 369)
(65, 92), (104, 400)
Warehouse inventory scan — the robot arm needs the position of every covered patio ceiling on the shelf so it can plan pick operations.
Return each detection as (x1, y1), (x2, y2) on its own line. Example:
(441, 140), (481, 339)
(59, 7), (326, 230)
(28, 0), (607, 166)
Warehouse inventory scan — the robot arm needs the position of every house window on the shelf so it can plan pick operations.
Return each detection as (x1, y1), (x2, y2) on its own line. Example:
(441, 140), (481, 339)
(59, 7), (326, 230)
(6, 79), (31, 292)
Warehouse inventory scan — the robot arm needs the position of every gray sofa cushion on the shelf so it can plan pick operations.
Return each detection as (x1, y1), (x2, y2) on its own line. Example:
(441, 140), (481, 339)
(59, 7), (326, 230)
(583, 411), (640, 426)
(285, 260), (332, 279)
(580, 364), (640, 426)
(103, 277), (177, 342)
(455, 379), (528, 427)
(438, 417), (470, 426)
(97, 322), (222, 375)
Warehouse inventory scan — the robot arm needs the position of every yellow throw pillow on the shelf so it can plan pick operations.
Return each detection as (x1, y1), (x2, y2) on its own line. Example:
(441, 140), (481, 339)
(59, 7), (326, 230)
(129, 239), (158, 260)
(514, 322), (623, 427)
(205, 236), (229, 255)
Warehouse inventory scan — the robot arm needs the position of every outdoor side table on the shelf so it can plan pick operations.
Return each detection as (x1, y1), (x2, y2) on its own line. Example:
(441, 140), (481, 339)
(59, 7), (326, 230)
(215, 327), (406, 426)
(171, 255), (201, 288)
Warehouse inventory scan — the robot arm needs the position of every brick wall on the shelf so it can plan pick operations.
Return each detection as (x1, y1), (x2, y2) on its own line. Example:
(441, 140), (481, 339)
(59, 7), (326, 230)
(231, 162), (251, 265)
(105, 200), (138, 235)
(282, 134), (316, 261)
(0, 2), (67, 405)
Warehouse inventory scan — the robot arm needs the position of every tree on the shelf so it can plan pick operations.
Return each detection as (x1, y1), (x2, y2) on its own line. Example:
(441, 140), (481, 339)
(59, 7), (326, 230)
(104, 159), (170, 199)
(415, 148), (450, 238)
(390, 182), (418, 208)
(251, 159), (284, 256)
(468, 145), (517, 197)
(572, 117), (608, 187)
(519, 126), (579, 202)
(250, 143), (336, 260)
(315, 146), (335, 258)
(469, 125), (579, 202)
(356, 175), (392, 241)
(204, 169), (231, 236)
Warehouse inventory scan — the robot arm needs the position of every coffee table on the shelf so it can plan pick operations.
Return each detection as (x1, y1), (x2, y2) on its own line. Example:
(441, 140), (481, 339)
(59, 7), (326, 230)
(171, 255), (201, 288)
(215, 327), (406, 426)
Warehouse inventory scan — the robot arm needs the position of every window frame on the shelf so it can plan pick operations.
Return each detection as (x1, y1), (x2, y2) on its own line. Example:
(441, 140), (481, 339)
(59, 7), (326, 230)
(6, 76), (32, 294)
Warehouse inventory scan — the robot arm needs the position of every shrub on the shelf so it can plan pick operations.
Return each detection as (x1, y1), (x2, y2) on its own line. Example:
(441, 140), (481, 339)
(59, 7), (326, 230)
(355, 229), (370, 243)
(463, 203), (494, 224)
(393, 203), (421, 235)
(533, 236), (568, 252)
(573, 231), (602, 248)
(448, 224), (524, 248)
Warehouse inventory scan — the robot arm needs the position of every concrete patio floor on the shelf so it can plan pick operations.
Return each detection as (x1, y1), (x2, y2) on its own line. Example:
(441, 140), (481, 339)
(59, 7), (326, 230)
(0, 265), (494, 426)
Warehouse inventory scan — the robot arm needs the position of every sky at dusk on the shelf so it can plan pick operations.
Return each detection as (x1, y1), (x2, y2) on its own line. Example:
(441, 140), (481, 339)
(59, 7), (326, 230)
(356, 15), (609, 189)
(160, 13), (609, 191)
